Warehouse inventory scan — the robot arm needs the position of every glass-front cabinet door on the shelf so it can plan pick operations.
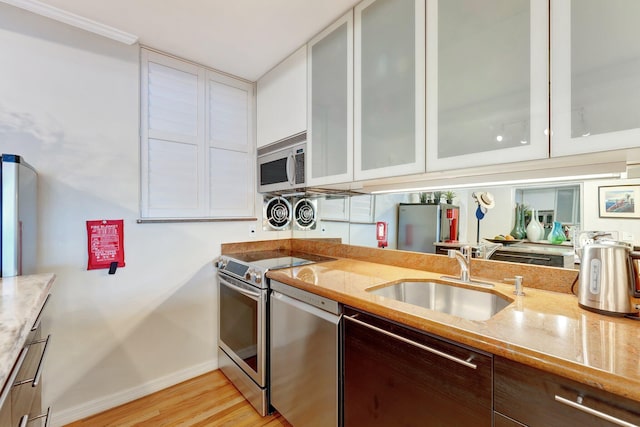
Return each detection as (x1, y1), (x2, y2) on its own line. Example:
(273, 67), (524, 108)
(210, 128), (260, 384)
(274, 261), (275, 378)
(354, 0), (426, 181)
(307, 11), (353, 186)
(426, 0), (549, 171)
(551, 0), (640, 157)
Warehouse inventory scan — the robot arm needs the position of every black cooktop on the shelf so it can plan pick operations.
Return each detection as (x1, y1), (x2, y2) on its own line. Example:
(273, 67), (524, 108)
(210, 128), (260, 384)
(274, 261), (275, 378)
(223, 250), (334, 270)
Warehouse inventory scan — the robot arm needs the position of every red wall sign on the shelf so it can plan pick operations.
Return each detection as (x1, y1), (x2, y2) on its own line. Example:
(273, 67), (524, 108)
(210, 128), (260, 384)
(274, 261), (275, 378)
(86, 219), (125, 271)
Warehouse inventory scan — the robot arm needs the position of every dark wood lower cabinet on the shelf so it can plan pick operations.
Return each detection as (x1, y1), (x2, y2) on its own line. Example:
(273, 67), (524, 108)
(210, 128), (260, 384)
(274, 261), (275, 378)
(495, 356), (640, 426)
(343, 307), (493, 427)
(494, 412), (526, 427)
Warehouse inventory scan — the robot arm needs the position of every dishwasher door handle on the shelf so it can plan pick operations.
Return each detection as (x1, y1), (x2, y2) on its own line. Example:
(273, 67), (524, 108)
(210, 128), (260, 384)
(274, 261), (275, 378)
(271, 291), (341, 324)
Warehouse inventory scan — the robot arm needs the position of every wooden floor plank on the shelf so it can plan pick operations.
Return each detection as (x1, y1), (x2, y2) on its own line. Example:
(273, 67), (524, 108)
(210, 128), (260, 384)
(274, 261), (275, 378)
(65, 370), (292, 427)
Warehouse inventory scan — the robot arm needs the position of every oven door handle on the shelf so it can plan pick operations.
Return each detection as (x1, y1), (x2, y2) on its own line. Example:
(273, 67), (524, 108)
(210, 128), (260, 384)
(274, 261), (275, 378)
(219, 276), (260, 301)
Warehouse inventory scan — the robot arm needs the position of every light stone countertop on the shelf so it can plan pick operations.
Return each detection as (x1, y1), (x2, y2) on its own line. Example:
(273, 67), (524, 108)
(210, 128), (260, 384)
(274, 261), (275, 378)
(0, 273), (55, 394)
(267, 258), (640, 403)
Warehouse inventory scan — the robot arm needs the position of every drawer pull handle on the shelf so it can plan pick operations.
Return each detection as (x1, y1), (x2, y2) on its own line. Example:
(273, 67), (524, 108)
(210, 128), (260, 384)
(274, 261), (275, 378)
(554, 395), (638, 427)
(33, 334), (51, 387)
(19, 406), (51, 427)
(345, 315), (477, 369)
(14, 335), (51, 387)
(31, 294), (51, 332)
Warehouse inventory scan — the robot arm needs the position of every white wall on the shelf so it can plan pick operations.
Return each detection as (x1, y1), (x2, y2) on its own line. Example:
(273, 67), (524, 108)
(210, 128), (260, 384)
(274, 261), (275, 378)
(0, 4), (284, 425)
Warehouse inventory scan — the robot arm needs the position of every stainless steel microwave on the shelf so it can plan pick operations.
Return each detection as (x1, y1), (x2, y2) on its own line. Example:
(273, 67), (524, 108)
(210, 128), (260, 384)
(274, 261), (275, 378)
(257, 132), (306, 193)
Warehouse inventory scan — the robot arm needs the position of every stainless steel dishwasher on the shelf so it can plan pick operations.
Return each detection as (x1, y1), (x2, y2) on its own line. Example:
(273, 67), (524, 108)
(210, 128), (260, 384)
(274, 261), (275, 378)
(270, 279), (341, 427)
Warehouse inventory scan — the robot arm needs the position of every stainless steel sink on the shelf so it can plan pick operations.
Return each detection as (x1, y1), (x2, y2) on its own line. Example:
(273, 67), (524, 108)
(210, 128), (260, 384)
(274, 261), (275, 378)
(367, 280), (511, 321)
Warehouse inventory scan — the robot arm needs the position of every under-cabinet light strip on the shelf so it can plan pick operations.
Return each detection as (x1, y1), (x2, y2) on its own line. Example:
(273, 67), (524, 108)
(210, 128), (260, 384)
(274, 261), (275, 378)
(1, 0), (139, 45)
(370, 172), (621, 194)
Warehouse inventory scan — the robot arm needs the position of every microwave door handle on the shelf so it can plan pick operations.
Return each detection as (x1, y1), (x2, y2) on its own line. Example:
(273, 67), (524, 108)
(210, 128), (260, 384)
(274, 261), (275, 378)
(286, 152), (295, 185)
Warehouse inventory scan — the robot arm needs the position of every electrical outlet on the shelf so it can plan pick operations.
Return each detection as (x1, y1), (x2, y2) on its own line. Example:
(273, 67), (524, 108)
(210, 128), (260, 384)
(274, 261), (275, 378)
(622, 231), (634, 241)
(321, 226), (327, 233)
(249, 224), (256, 236)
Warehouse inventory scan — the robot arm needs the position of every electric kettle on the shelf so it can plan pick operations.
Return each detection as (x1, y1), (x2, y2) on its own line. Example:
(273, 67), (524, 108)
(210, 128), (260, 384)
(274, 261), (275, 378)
(577, 237), (640, 316)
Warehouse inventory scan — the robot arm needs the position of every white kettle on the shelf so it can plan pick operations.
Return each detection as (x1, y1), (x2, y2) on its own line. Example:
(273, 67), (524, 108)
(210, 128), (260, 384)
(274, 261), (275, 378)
(577, 237), (640, 316)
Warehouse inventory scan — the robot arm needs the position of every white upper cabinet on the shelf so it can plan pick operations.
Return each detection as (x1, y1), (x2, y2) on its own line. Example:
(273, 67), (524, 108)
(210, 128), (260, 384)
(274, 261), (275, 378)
(354, 0), (426, 181)
(551, 0), (640, 157)
(426, 0), (549, 171)
(307, 11), (354, 186)
(256, 45), (307, 148)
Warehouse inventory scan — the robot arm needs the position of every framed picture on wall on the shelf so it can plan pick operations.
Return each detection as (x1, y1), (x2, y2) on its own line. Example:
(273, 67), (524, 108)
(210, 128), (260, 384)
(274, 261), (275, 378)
(598, 185), (640, 218)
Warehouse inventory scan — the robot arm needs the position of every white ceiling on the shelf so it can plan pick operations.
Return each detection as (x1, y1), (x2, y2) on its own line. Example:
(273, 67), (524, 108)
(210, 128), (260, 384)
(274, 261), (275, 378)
(9, 0), (360, 81)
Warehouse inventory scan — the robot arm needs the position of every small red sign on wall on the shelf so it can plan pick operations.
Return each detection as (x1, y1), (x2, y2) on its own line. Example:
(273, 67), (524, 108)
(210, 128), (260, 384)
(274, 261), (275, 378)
(86, 219), (125, 271)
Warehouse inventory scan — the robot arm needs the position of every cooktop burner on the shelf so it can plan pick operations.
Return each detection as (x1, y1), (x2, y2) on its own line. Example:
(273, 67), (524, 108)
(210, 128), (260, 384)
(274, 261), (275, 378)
(218, 250), (335, 288)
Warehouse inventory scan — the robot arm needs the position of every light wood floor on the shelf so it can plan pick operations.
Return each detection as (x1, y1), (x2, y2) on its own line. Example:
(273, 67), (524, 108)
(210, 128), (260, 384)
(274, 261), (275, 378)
(65, 370), (292, 427)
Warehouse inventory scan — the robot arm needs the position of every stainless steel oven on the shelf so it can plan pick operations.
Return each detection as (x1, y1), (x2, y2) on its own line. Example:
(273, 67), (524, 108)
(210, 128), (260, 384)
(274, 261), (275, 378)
(218, 273), (266, 387)
(216, 250), (334, 416)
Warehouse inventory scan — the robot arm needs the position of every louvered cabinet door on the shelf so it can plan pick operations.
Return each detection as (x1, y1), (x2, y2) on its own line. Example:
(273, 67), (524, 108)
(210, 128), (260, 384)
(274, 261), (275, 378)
(207, 72), (254, 218)
(141, 49), (206, 218)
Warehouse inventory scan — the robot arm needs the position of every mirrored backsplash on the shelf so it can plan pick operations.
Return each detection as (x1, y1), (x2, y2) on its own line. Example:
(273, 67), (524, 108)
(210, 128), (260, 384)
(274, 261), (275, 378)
(290, 177), (640, 252)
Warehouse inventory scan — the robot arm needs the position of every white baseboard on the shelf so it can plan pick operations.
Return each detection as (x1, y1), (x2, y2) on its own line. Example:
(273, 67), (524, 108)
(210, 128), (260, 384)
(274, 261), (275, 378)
(51, 360), (218, 427)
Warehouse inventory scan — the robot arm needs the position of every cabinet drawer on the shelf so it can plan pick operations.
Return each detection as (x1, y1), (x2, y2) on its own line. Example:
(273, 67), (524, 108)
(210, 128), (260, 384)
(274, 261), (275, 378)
(344, 308), (492, 426)
(495, 356), (640, 426)
(12, 329), (50, 427)
(495, 412), (526, 427)
(10, 294), (52, 427)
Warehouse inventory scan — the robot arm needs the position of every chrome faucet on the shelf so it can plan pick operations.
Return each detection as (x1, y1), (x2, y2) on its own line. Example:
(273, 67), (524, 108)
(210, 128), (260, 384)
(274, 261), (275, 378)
(448, 246), (471, 282)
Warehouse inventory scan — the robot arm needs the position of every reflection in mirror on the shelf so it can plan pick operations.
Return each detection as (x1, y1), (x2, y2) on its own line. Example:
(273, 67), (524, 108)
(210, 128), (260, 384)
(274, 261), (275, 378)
(290, 177), (640, 261)
(293, 183), (583, 254)
(515, 184), (581, 240)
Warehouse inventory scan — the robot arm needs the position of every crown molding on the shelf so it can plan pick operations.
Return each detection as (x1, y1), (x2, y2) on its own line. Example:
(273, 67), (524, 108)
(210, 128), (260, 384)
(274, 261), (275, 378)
(1, 0), (138, 45)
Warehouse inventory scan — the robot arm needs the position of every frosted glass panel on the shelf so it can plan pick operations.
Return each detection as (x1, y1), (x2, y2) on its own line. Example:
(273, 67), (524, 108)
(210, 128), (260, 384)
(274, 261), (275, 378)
(438, 0), (530, 158)
(148, 62), (199, 136)
(148, 139), (199, 209)
(571, 0), (640, 138)
(360, 0), (415, 170)
(311, 22), (349, 179)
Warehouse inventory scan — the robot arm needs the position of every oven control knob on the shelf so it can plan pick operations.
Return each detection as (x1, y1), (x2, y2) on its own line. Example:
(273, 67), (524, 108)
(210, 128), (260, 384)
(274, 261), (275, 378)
(245, 270), (253, 281)
(216, 258), (227, 269)
(254, 273), (262, 284)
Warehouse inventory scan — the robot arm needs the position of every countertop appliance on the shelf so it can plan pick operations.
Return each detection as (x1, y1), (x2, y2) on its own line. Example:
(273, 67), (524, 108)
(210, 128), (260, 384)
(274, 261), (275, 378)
(576, 239), (640, 316)
(270, 279), (341, 427)
(1, 154), (37, 277)
(397, 203), (459, 254)
(216, 250), (334, 416)
(257, 132), (306, 194)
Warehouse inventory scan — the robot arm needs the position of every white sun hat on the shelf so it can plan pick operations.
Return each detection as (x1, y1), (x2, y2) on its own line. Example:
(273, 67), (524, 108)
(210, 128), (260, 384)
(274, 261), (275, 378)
(475, 192), (495, 210)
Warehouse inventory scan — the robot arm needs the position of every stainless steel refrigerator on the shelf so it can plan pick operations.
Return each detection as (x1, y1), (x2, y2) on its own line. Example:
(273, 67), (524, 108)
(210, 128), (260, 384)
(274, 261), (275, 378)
(397, 203), (459, 254)
(1, 154), (37, 277)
